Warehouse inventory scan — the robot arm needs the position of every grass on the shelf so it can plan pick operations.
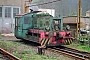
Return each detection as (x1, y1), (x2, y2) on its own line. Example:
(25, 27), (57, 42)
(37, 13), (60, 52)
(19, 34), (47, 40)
(78, 45), (90, 52)
(65, 43), (90, 52)
(0, 40), (20, 52)
(12, 50), (58, 60)
(0, 59), (2, 60)
(12, 49), (59, 60)
(0, 39), (68, 60)
(0, 39), (90, 60)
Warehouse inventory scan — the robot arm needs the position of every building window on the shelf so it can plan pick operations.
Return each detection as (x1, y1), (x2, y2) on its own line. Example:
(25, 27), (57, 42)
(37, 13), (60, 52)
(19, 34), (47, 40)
(0, 7), (2, 17)
(13, 8), (19, 18)
(5, 7), (11, 18)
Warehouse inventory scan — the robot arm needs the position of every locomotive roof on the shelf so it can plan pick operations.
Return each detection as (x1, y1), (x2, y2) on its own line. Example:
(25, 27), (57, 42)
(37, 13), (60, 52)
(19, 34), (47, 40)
(27, 11), (49, 14)
(15, 11), (51, 17)
(30, 11), (42, 13)
(15, 13), (27, 17)
(24, 11), (51, 16)
(15, 11), (41, 16)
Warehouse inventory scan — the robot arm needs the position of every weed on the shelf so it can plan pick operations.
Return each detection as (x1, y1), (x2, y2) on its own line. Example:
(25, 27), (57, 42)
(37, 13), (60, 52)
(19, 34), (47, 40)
(12, 51), (21, 58)
(41, 55), (48, 59)
(0, 58), (2, 60)
(28, 50), (33, 53)
(66, 43), (90, 52)
(78, 45), (90, 52)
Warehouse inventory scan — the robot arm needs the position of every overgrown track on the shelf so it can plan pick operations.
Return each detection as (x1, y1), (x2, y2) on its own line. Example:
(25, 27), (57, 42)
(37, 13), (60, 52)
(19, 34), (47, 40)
(47, 46), (90, 60)
(0, 48), (21, 60)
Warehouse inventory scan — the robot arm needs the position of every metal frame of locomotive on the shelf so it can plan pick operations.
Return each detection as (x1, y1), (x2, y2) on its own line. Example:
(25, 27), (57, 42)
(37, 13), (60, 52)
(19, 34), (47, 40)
(14, 11), (74, 46)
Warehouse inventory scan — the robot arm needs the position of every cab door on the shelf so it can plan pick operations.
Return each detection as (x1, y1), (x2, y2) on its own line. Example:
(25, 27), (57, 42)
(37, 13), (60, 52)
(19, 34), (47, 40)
(14, 17), (21, 38)
(22, 15), (32, 38)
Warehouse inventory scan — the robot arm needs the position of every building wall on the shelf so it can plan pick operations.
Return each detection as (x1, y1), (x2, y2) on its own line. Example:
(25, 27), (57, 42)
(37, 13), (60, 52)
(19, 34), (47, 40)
(63, 16), (90, 30)
(0, 0), (29, 14)
(81, 17), (90, 29)
(86, 12), (90, 16)
(0, 6), (21, 33)
(63, 16), (77, 23)
(0, 0), (30, 33)
(0, 19), (2, 33)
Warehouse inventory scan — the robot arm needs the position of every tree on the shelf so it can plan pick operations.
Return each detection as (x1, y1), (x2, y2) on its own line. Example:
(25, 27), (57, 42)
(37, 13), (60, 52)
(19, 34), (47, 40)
(70, 12), (77, 16)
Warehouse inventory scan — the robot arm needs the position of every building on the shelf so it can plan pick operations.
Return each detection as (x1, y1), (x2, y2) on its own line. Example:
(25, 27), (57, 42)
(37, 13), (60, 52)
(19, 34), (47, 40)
(0, 0), (30, 33)
(86, 10), (90, 17)
(63, 16), (90, 30)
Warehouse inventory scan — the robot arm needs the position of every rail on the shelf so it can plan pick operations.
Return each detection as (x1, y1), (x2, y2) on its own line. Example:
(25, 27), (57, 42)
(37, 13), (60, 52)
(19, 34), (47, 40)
(47, 46), (90, 60)
(0, 48), (21, 60)
(38, 46), (90, 60)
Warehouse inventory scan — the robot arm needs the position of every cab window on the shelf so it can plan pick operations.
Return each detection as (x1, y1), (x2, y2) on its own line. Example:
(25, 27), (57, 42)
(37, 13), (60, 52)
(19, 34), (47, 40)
(24, 16), (30, 24)
(37, 18), (43, 29)
(15, 17), (20, 26)
(53, 19), (60, 31)
(45, 17), (50, 31)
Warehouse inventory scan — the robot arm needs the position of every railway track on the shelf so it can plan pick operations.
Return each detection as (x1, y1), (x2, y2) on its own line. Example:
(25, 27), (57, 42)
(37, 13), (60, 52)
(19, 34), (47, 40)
(0, 48), (21, 60)
(0, 53), (10, 60)
(46, 46), (90, 60)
